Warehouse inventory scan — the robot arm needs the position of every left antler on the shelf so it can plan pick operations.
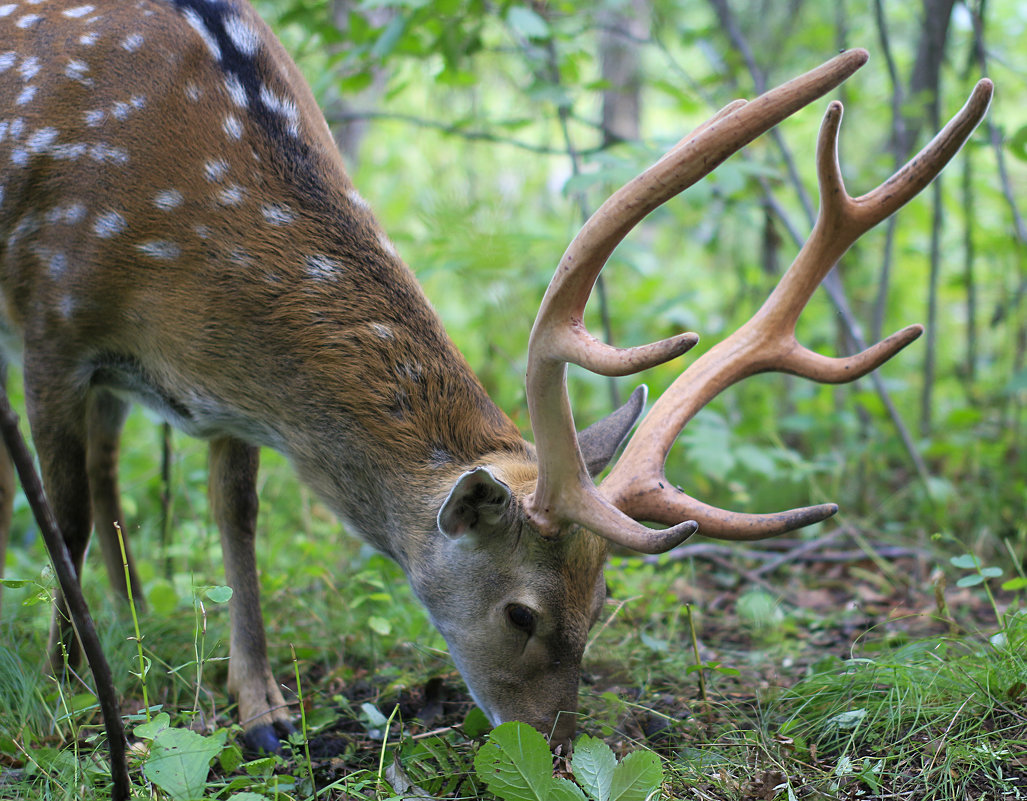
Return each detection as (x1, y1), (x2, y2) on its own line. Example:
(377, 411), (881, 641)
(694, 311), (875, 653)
(598, 77), (994, 543)
(524, 49), (874, 554)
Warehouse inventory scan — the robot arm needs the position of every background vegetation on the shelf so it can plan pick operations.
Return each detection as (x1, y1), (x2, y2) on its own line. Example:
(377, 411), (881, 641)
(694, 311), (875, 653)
(0, 0), (1024, 798)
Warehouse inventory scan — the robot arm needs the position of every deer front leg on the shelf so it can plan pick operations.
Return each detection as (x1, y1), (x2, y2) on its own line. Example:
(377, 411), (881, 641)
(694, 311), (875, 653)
(208, 436), (294, 752)
(86, 390), (144, 607)
(21, 355), (94, 670)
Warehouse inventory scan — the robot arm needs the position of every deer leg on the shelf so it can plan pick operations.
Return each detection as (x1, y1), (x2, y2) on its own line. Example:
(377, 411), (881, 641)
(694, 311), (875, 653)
(209, 436), (293, 752)
(86, 390), (144, 607)
(22, 355), (93, 670)
(0, 359), (15, 616)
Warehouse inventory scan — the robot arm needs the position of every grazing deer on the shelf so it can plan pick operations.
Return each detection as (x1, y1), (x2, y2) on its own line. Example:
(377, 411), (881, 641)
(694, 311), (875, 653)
(0, 0), (990, 752)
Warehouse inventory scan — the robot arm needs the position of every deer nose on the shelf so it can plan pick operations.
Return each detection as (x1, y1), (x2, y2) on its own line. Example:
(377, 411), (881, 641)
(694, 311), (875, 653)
(548, 711), (577, 753)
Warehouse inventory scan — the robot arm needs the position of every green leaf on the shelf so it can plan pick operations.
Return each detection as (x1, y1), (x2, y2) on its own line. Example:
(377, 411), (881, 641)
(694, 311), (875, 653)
(957, 574), (985, 587)
(463, 706), (492, 738)
(142, 727), (225, 800)
(609, 749), (663, 801)
(949, 554), (980, 570)
(551, 777), (589, 801)
(572, 735), (616, 801)
(368, 615), (392, 635)
(1001, 577), (1027, 591)
(474, 721), (556, 801)
(134, 712), (172, 741)
(204, 585), (233, 604)
(506, 6), (550, 40)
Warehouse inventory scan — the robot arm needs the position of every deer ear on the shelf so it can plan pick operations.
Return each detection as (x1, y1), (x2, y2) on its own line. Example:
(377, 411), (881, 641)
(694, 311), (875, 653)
(577, 385), (647, 478)
(438, 467), (513, 539)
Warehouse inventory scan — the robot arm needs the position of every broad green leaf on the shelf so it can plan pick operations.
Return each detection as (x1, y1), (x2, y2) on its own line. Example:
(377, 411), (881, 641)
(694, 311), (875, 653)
(368, 615), (392, 635)
(474, 721), (555, 801)
(949, 554), (980, 569)
(551, 777), (589, 801)
(142, 727), (225, 800)
(134, 712), (172, 741)
(572, 735), (616, 801)
(957, 574), (985, 587)
(609, 749), (663, 801)
(1001, 577), (1027, 591)
(506, 6), (550, 40)
(204, 585), (233, 604)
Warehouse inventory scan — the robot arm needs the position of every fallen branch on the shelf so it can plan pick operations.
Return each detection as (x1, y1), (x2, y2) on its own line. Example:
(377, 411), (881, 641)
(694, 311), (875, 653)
(0, 394), (130, 801)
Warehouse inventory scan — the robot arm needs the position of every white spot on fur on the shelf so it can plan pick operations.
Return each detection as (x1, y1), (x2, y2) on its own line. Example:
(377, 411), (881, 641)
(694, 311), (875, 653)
(89, 143), (128, 164)
(59, 293), (76, 319)
(19, 57), (41, 82)
(204, 159), (228, 181)
(192, 224), (210, 239)
(16, 85), (37, 106)
(63, 5), (96, 18)
(93, 211), (127, 238)
(371, 323), (394, 340)
(223, 73), (247, 107)
(305, 254), (339, 278)
(46, 203), (87, 225)
(182, 9), (221, 61)
(10, 148), (29, 167)
(137, 240), (180, 260)
(153, 189), (183, 210)
(84, 108), (105, 126)
(0, 6), (17, 19)
(26, 127), (58, 153)
(259, 85), (299, 136)
(48, 250), (69, 277)
(79, 31), (99, 46)
(185, 82), (202, 102)
(65, 59), (90, 82)
(16, 14), (42, 28)
(0, 53), (16, 73)
(224, 15), (260, 56)
(217, 185), (245, 206)
(261, 204), (294, 226)
(51, 142), (88, 160)
(121, 33), (144, 52)
(222, 114), (243, 140)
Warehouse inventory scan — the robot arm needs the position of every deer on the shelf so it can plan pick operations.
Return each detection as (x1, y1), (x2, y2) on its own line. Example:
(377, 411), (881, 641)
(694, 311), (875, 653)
(0, 0), (991, 753)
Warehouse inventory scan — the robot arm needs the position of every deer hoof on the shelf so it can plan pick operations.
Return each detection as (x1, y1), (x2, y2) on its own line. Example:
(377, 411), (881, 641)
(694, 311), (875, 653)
(242, 719), (297, 753)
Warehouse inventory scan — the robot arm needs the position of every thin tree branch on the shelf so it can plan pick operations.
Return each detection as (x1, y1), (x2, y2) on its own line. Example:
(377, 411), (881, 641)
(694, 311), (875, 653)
(0, 395), (131, 801)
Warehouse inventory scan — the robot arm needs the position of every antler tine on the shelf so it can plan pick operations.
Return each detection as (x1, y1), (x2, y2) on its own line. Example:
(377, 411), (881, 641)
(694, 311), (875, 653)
(601, 78), (994, 544)
(523, 50), (871, 551)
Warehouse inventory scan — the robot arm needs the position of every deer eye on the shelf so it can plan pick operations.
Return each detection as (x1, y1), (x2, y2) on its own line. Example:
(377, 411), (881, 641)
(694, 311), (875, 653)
(506, 604), (535, 633)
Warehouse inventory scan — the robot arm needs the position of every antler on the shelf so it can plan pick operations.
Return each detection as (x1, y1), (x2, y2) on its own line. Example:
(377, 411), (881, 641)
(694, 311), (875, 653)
(523, 49), (875, 554)
(599, 77), (994, 543)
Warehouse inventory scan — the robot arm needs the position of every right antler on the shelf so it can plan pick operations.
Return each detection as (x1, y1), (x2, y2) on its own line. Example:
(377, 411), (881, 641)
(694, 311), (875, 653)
(523, 46), (992, 553)
(600, 76), (994, 542)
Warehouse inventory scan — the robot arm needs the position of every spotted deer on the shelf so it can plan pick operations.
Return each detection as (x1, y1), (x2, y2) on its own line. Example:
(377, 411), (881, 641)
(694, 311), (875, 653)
(0, 0), (991, 752)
